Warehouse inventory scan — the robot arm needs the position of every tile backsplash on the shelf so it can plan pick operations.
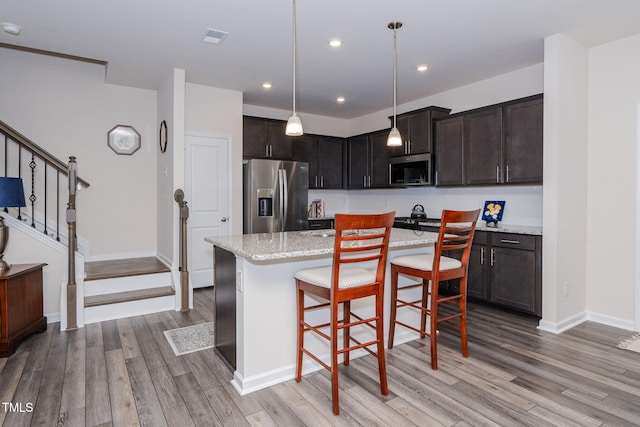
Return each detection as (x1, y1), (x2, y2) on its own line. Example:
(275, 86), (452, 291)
(309, 185), (543, 227)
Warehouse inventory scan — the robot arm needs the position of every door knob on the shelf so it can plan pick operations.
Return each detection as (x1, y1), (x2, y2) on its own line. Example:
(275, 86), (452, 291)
(221, 217), (228, 222)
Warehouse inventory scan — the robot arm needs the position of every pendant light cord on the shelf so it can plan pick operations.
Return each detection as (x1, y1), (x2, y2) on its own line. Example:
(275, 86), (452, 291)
(393, 25), (397, 129)
(292, 0), (297, 115)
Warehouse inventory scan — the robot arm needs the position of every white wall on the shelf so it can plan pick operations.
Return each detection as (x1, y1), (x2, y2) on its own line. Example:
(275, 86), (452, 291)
(540, 35), (589, 332)
(587, 33), (640, 328)
(0, 48), (158, 259)
(185, 83), (244, 235)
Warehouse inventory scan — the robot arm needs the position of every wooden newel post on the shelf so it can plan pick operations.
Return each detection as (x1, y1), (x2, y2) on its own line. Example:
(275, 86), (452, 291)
(66, 156), (78, 330)
(174, 189), (190, 312)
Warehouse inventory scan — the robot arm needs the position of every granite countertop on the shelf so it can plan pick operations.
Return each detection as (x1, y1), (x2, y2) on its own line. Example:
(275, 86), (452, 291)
(205, 228), (437, 262)
(413, 219), (542, 235)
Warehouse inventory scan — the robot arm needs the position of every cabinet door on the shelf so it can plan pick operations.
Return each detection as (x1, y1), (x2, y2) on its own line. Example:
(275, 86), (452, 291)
(467, 243), (487, 300)
(243, 117), (268, 158)
(318, 137), (344, 189)
(505, 97), (543, 184)
(267, 121), (292, 159)
(434, 116), (464, 186)
(347, 135), (369, 189)
(407, 111), (432, 154)
(369, 131), (391, 188)
(292, 134), (319, 188)
(465, 107), (503, 185)
(489, 246), (537, 314)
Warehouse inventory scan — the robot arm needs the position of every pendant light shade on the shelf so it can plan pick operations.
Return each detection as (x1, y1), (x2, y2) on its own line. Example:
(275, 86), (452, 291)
(387, 21), (402, 147)
(286, 0), (303, 136)
(286, 113), (303, 136)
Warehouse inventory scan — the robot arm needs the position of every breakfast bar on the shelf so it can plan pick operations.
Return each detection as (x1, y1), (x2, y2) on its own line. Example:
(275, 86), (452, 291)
(206, 228), (439, 395)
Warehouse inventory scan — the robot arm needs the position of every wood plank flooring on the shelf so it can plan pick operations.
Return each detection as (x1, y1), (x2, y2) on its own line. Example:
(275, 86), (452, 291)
(1, 287), (640, 426)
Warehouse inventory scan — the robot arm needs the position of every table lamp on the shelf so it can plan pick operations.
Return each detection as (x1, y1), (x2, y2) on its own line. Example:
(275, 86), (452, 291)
(0, 177), (26, 271)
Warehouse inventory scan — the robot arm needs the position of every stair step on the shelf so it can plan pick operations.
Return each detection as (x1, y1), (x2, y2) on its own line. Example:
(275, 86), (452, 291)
(85, 256), (170, 281)
(84, 286), (175, 307)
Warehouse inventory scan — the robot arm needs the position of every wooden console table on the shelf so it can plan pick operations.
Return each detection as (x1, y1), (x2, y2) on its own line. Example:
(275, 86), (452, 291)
(0, 263), (47, 357)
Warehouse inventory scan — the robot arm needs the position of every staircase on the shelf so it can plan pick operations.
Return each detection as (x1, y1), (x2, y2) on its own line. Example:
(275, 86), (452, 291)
(83, 256), (176, 324)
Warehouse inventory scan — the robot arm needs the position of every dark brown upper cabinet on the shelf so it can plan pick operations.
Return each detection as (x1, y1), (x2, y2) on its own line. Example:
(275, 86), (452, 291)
(434, 115), (465, 186)
(504, 97), (543, 184)
(292, 134), (345, 189)
(243, 116), (292, 159)
(347, 130), (391, 189)
(433, 94), (543, 187)
(388, 106), (451, 156)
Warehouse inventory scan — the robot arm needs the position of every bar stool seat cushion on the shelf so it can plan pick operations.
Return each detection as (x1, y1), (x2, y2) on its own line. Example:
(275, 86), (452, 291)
(391, 254), (461, 271)
(294, 265), (376, 289)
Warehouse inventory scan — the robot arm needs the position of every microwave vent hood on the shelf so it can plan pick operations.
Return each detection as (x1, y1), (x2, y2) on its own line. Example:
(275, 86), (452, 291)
(389, 153), (432, 186)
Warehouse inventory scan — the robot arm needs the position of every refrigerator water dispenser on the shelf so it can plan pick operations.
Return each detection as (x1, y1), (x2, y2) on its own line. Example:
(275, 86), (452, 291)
(257, 189), (273, 217)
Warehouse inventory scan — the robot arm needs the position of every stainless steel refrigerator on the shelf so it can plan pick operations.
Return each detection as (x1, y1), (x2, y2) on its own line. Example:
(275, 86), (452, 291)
(243, 159), (309, 233)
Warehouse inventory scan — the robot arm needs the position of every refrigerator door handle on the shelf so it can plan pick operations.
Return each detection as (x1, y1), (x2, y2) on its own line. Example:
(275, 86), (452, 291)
(282, 169), (289, 231)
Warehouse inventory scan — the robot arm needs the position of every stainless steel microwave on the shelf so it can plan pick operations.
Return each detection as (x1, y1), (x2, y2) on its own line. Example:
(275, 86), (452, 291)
(389, 153), (432, 186)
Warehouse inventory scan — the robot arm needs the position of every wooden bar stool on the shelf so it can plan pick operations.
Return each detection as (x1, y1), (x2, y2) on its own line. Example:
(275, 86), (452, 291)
(294, 211), (395, 415)
(387, 209), (480, 370)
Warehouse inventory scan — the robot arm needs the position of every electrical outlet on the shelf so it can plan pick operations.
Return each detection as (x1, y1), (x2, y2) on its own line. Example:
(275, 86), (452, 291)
(563, 281), (569, 297)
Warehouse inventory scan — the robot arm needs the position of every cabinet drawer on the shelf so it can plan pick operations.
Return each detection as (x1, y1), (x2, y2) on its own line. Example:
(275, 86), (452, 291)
(490, 233), (536, 251)
(308, 219), (334, 230)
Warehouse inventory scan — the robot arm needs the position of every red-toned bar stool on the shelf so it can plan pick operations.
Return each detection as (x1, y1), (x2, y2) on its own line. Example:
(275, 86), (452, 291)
(388, 209), (480, 370)
(294, 211), (395, 415)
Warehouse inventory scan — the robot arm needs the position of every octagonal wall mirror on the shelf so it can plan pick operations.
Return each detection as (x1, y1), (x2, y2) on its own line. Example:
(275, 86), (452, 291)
(108, 125), (141, 155)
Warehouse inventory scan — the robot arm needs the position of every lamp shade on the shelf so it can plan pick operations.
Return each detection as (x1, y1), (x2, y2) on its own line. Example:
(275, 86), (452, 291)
(286, 113), (304, 136)
(387, 127), (403, 147)
(0, 177), (26, 208)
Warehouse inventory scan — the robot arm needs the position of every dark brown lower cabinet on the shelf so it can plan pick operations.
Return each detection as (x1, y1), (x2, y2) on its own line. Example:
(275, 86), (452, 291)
(467, 231), (542, 316)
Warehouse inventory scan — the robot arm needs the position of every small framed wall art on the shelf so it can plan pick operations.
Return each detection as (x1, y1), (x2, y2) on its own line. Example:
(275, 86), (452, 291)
(159, 120), (168, 153)
(108, 125), (141, 155)
(482, 200), (505, 227)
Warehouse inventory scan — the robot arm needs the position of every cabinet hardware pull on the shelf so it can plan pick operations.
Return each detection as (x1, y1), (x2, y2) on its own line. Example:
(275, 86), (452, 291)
(320, 176), (324, 187)
(496, 165), (500, 183)
(435, 170), (438, 185)
(368, 175), (372, 187)
(506, 165), (510, 182)
(363, 176), (366, 187)
(266, 145), (269, 157)
(480, 247), (485, 264)
(500, 239), (520, 244)
(490, 248), (495, 266)
(314, 176), (318, 187)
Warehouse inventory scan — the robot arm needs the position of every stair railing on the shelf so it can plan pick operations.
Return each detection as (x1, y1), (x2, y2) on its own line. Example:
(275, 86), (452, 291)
(174, 189), (190, 312)
(66, 156), (78, 330)
(0, 120), (90, 243)
(1, 120), (89, 330)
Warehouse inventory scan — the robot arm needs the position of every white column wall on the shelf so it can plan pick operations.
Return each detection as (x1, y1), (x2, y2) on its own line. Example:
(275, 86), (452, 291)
(539, 34), (589, 332)
(587, 34), (640, 329)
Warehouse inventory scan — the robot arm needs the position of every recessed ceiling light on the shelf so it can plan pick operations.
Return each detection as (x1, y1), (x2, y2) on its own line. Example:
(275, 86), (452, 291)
(262, 82), (272, 89)
(328, 38), (342, 48)
(336, 97), (345, 103)
(417, 64), (429, 72)
(202, 28), (229, 45)
(2, 22), (21, 36)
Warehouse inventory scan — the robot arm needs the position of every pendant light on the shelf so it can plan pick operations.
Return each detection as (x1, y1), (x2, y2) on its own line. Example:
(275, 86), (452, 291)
(387, 21), (403, 147)
(286, 0), (303, 136)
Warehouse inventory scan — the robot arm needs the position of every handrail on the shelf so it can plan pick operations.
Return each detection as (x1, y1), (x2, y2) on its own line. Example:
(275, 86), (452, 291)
(174, 189), (190, 312)
(0, 120), (90, 188)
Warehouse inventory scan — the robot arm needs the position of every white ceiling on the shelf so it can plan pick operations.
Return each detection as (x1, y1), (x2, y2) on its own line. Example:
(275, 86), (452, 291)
(2, 0), (640, 118)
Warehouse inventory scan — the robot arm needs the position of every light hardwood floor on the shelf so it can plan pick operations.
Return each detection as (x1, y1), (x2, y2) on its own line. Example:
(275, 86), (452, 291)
(1, 287), (639, 426)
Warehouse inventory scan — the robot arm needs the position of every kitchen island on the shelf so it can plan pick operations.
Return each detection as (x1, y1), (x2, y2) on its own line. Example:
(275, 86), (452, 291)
(205, 228), (438, 395)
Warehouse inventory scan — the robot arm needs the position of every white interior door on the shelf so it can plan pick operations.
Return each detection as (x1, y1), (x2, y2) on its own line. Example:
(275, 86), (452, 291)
(185, 133), (230, 288)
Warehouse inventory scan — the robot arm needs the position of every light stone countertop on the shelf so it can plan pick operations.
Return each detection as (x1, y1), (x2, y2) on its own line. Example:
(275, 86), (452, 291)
(205, 228), (438, 262)
(414, 220), (542, 236)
